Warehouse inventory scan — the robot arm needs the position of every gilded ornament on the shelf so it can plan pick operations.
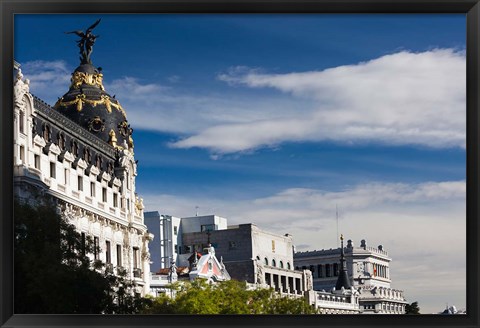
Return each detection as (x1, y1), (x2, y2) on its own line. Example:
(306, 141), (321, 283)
(108, 129), (117, 147)
(128, 135), (134, 150)
(70, 71), (105, 90)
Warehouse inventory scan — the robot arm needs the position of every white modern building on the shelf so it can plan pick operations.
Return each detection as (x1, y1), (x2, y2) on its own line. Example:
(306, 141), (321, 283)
(144, 212), (228, 271)
(13, 25), (152, 296)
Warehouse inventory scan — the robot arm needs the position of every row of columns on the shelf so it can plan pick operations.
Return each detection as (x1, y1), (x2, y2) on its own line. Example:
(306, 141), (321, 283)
(264, 272), (303, 295)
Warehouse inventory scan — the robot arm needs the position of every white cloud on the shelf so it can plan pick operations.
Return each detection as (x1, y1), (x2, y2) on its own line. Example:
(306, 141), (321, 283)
(21, 60), (71, 103)
(142, 179), (466, 313)
(21, 49), (466, 155)
(174, 49), (466, 153)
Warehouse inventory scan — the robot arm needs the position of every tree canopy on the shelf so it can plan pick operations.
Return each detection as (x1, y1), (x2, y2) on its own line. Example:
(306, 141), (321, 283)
(405, 301), (421, 314)
(14, 198), (151, 314)
(142, 279), (318, 315)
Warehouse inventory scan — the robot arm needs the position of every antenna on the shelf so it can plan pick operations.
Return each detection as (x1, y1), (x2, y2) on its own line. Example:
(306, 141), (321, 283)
(336, 204), (339, 248)
(195, 206), (199, 217)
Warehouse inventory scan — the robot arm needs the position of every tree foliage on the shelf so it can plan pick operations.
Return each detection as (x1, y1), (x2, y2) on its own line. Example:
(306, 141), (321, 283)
(405, 301), (421, 314)
(142, 279), (317, 314)
(14, 198), (151, 314)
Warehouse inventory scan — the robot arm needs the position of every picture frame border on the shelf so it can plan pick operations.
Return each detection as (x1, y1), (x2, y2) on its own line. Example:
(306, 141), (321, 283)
(1, 1), (478, 327)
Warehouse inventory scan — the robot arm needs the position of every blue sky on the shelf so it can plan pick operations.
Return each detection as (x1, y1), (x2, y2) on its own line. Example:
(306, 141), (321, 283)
(15, 14), (466, 313)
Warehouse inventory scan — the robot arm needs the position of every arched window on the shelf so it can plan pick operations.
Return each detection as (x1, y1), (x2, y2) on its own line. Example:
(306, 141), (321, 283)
(71, 141), (78, 156)
(256, 256), (260, 261)
(58, 133), (65, 150)
(83, 148), (91, 163)
(19, 110), (25, 134)
(287, 262), (291, 270)
(264, 257), (268, 266)
(95, 155), (102, 169)
(43, 125), (50, 142)
(271, 259), (276, 267)
(279, 261), (284, 268)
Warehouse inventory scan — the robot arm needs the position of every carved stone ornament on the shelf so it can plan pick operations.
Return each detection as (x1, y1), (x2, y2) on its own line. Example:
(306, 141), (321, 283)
(13, 69), (30, 108)
(88, 116), (106, 132)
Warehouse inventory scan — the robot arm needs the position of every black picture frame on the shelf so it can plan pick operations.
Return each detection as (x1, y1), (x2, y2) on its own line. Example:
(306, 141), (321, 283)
(1, 1), (479, 327)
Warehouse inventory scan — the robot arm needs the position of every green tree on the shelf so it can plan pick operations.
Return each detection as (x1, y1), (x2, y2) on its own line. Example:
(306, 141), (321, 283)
(142, 279), (317, 314)
(14, 198), (150, 314)
(405, 301), (421, 314)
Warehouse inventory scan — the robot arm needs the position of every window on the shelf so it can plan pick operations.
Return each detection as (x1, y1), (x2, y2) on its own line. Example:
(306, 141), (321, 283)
(116, 244), (122, 267)
(19, 110), (25, 133)
(90, 182), (95, 197)
(95, 155), (102, 169)
(133, 247), (139, 268)
(287, 262), (291, 270)
(318, 264), (323, 278)
(272, 259), (276, 267)
(201, 224), (215, 232)
(113, 193), (118, 207)
(50, 162), (56, 178)
(77, 176), (83, 191)
(264, 258), (269, 266)
(19, 146), (25, 162)
(58, 134), (65, 150)
(105, 241), (111, 264)
(174, 244), (177, 254)
(279, 261), (284, 269)
(325, 264), (331, 277)
(71, 141), (78, 156)
(173, 226), (178, 235)
(334, 263), (339, 276)
(83, 148), (91, 163)
(34, 154), (40, 169)
(64, 168), (69, 184)
(102, 187), (107, 203)
(43, 125), (50, 142)
(93, 237), (99, 260)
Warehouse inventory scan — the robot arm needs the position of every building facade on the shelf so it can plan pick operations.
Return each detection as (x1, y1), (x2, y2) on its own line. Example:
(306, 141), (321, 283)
(294, 239), (407, 313)
(13, 26), (152, 295)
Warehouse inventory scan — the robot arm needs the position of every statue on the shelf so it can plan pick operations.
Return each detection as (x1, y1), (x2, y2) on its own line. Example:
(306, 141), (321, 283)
(14, 68), (30, 108)
(169, 261), (178, 283)
(65, 19), (101, 64)
(256, 259), (264, 284)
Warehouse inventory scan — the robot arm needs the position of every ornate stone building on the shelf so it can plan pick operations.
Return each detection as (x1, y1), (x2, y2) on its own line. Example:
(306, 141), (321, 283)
(294, 239), (407, 314)
(13, 22), (152, 296)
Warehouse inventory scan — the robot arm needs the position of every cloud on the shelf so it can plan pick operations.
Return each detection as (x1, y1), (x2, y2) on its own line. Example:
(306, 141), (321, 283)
(21, 49), (466, 155)
(20, 60), (71, 103)
(142, 179), (466, 313)
(174, 49), (466, 153)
